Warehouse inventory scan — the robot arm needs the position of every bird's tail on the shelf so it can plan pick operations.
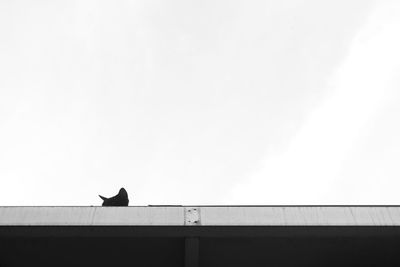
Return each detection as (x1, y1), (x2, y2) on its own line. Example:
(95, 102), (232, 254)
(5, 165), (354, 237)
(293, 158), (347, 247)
(99, 195), (108, 201)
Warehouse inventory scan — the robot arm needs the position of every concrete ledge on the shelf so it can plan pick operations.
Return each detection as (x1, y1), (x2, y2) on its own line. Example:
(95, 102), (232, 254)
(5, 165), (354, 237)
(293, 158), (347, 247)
(1, 206), (400, 226)
(0, 207), (183, 226)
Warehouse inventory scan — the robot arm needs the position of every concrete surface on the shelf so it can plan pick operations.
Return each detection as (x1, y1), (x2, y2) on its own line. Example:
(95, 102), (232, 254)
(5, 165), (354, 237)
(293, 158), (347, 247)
(1, 206), (400, 226)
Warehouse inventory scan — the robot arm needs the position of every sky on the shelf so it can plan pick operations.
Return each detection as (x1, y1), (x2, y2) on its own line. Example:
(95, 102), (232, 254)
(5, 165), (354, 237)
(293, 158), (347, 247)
(1, 0), (400, 206)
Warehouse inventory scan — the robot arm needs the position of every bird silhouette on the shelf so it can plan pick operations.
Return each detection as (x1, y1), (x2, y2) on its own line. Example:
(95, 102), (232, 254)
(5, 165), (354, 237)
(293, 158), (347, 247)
(99, 188), (129, 206)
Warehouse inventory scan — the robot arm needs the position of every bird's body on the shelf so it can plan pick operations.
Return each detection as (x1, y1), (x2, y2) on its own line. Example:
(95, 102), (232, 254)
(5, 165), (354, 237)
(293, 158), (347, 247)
(99, 188), (129, 206)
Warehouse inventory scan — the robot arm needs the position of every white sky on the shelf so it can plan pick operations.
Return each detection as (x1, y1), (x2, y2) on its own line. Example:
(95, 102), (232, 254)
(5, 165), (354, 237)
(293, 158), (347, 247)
(1, 1), (400, 206)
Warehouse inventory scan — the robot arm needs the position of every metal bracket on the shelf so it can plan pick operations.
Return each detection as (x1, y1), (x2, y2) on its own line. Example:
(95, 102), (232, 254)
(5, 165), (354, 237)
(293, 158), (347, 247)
(185, 207), (201, 225)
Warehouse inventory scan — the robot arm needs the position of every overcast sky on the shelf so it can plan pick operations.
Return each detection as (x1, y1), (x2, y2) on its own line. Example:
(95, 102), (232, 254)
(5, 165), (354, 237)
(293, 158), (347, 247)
(1, 0), (400, 206)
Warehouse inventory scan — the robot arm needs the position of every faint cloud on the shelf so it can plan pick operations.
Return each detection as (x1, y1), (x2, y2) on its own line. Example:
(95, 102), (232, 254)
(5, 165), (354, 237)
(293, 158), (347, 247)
(225, 1), (400, 204)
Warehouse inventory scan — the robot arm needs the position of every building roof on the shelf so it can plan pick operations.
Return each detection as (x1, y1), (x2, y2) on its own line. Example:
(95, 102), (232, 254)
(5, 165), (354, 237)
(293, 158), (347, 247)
(1, 206), (400, 226)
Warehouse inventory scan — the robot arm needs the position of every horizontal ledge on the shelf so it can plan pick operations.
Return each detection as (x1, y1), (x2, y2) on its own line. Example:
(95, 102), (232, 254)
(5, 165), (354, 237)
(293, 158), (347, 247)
(1, 206), (400, 226)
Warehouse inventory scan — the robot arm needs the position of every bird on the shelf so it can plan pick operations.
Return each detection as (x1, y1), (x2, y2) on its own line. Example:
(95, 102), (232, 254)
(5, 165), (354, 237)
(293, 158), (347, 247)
(99, 188), (129, 206)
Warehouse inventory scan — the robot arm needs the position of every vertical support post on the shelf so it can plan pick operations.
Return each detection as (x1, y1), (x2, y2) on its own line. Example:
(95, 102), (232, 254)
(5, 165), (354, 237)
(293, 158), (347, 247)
(185, 237), (199, 267)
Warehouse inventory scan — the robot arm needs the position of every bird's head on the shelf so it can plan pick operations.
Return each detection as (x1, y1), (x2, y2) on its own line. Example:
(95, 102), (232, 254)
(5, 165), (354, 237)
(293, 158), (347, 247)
(119, 187), (128, 196)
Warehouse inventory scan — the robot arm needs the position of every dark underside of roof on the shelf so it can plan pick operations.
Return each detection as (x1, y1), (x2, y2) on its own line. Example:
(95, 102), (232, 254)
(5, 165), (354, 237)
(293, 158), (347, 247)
(1, 226), (400, 267)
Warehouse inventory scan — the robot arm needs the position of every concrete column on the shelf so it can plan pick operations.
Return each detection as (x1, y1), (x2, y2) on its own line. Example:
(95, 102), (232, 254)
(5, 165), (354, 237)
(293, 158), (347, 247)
(185, 237), (199, 267)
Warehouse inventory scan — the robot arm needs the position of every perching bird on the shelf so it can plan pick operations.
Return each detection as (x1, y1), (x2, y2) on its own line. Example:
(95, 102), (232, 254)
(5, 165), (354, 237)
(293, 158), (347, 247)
(99, 188), (129, 206)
